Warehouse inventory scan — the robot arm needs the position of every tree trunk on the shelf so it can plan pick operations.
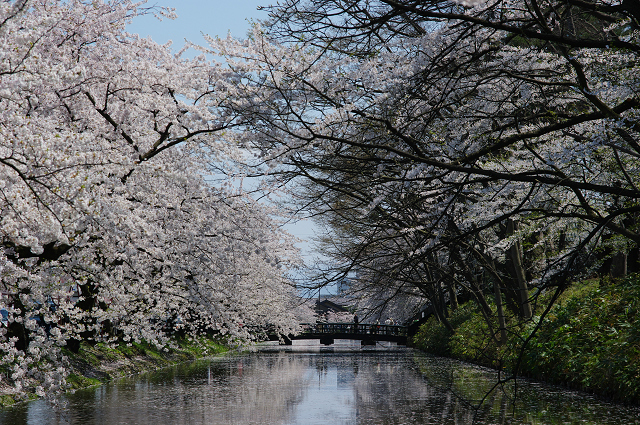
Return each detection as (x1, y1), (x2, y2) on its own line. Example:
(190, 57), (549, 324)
(450, 248), (503, 344)
(493, 278), (507, 345)
(610, 251), (628, 279)
(507, 219), (532, 320)
(475, 249), (508, 344)
(427, 284), (454, 332)
(446, 280), (458, 311)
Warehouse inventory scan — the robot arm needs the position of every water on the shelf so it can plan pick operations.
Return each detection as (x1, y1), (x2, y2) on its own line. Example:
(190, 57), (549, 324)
(1, 340), (639, 424)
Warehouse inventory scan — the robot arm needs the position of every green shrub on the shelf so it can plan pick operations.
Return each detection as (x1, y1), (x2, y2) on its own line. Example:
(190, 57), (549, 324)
(413, 316), (452, 355)
(412, 275), (640, 404)
(521, 277), (640, 402)
(413, 303), (475, 356)
(450, 307), (501, 367)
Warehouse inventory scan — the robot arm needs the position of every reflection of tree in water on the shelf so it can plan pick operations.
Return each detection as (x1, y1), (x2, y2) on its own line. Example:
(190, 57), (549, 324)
(7, 350), (640, 424)
(299, 351), (640, 425)
(45, 353), (313, 425)
(195, 353), (312, 424)
(412, 354), (640, 425)
(347, 352), (477, 424)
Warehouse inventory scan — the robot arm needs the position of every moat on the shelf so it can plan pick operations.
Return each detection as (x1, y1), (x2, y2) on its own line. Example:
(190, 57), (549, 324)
(1, 341), (639, 424)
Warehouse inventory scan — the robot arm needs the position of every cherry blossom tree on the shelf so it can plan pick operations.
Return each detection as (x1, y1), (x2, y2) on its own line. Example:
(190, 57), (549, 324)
(206, 0), (640, 350)
(1, 0), (301, 398)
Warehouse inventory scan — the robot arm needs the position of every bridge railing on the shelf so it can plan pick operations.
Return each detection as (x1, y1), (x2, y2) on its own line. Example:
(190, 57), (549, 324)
(300, 323), (407, 337)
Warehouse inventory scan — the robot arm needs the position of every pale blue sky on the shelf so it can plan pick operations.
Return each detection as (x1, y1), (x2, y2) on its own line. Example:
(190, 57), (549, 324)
(128, 0), (270, 46)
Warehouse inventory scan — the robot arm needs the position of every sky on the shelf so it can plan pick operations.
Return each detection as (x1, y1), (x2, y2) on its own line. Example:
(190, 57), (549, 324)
(127, 1), (323, 281)
(128, 0), (270, 45)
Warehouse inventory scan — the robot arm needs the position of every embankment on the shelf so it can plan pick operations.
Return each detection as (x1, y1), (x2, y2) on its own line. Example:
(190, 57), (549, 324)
(412, 275), (640, 404)
(1, 337), (229, 407)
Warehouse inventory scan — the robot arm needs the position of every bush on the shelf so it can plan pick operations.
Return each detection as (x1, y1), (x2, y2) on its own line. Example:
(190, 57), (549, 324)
(412, 275), (640, 404)
(521, 277), (640, 402)
(449, 307), (502, 368)
(412, 303), (475, 356)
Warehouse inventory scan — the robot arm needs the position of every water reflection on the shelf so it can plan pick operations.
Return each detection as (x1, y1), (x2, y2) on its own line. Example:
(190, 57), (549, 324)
(1, 341), (639, 424)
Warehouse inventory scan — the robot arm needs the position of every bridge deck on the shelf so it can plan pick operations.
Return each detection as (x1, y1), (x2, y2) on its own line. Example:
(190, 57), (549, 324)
(286, 323), (408, 345)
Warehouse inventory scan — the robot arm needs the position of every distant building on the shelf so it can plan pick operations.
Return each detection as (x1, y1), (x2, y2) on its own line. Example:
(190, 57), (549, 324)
(315, 298), (350, 316)
(336, 277), (352, 295)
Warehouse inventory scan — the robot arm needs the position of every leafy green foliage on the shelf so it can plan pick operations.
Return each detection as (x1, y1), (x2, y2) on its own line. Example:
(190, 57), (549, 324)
(413, 276), (640, 403)
(412, 304), (475, 356)
(450, 308), (503, 368)
(522, 277), (640, 403)
(65, 374), (103, 390)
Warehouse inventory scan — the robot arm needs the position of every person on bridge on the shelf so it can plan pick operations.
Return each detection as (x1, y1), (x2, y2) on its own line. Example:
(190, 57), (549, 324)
(353, 314), (359, 333)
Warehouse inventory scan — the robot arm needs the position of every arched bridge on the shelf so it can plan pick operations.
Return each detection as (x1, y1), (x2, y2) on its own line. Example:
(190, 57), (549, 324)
(277, 323), (408, 346)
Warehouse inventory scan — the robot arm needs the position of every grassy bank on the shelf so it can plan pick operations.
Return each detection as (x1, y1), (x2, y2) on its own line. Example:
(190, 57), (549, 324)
(1, 337), (229, 407)
(412, 275), (640, 404)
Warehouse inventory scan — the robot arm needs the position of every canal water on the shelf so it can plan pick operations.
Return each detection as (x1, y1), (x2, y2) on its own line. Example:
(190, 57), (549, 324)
(1, 340), (639, 424)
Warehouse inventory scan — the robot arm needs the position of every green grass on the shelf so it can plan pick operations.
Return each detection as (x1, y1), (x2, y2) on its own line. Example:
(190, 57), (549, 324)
(1, 336), (229, 407)
(412, 303), (475, 356)
(521, 278), (640, 402)
(0, 395), (16, 407)
(413, 275), (640, 404)
(65, 373), (103, 390)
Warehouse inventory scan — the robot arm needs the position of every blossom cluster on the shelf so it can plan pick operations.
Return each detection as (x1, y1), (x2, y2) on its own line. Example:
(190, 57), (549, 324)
(1, 0), (301, 399)
(203, 0), (640, 330)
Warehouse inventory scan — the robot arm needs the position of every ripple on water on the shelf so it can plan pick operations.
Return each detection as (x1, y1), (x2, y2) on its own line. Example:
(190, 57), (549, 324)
(1, 343), (639, 424)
